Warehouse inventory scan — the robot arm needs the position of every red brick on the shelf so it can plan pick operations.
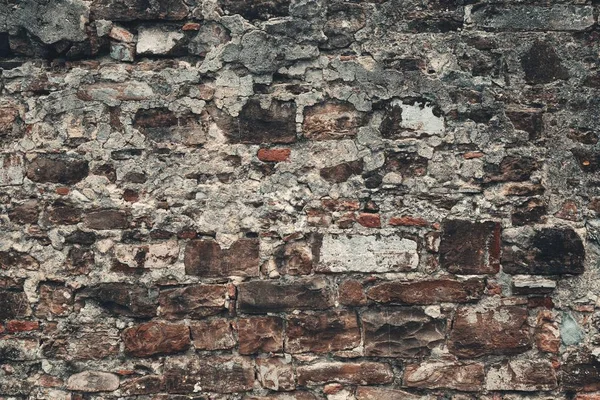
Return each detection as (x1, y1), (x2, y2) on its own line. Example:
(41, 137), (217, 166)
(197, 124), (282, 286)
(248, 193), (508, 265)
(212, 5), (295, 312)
(388, 216), (428, 227)
(257, 148), (291, 162)
(6, 320), (39, 333)
(357, 213), (381, 228)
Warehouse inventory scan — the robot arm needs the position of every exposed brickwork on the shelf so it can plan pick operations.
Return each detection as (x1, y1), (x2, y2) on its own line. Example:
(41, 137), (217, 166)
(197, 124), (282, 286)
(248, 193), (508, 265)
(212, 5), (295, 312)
(0, 0), (599, 398)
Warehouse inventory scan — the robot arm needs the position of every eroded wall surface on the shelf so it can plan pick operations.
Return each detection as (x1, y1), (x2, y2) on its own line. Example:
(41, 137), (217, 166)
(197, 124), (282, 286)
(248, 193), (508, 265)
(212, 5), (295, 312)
(1, 0), (600, 399)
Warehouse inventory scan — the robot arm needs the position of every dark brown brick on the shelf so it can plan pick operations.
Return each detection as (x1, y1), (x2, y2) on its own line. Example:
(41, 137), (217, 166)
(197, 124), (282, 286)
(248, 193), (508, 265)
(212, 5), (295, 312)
(0, 290), (31, 320)
(184, 238), (259, 277)
(502, 228), (585, 275)
(0, 250), (39, 271)
(26, 154), (89, 185)
(159, 284), (227, 320)
(237, 278), (334, 313)
(84, 210), (129, 230)
(77, 283), (157, 318)
(439, 220), (501, 274)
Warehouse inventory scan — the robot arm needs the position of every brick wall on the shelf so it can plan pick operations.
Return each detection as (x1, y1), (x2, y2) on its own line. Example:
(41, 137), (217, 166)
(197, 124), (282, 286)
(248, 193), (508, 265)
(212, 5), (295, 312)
(1, 0), (600, 398)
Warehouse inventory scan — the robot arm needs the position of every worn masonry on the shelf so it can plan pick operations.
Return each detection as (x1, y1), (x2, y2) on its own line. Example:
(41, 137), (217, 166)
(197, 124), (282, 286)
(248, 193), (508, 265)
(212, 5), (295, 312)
(1, 0), (600, 399)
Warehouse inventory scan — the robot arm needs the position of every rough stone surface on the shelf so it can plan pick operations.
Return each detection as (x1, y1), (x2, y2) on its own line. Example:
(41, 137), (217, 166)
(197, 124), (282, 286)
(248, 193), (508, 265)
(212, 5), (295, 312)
(362, 308), (445, 357)
(0, 0), (597, 397)
(66, 371), (120, 392)
(404, 361), (485, 391)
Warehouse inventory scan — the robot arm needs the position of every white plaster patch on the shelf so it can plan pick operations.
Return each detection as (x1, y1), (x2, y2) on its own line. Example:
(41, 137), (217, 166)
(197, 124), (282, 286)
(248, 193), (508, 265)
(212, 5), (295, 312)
(318, 235), (419, 273)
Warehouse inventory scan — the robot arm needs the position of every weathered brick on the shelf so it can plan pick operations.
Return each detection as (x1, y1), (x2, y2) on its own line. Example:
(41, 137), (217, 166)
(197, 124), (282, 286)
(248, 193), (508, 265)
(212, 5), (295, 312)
(404, 361), (485, 391)
(303, 101), (366, 141)
(503, 228), (585, 275)
(164, 355), (254, 393)
(237, 316), (284, 354)
(46, 200), (82, 225)
(320, 160), (363, 183)
(134, 107), (207, 145)
(448, 306), (531, 358)
(484, 156), (538, 183)
(184, 238), (259, 277)
(297, 361), (394, 386)
(35, 282), (73, 318)
(237, 278), (334, 313)
(286, 310), (359, 353)
(159, 284), (227, 319)
(122, 322), (190, 357)
(362, 308), (445, 358)
(84, 210), (129, 230)
(26, 154), (88, 184)
(0, 250), (39, 270)
(439, 220), (501, 274)
(190, 319), (235, 351)
(367, 278), (485, 305)
(338, 279), (367, 306)
(77, 283), (157, 318)
(0, 290), (31, 320)
(223, 99), (297, 144)
(521, 41), (570, 85)
(486, 359), (557, 391)
(8, 200), (38, 224)
(42, 329), (119, 361)
(256, 357), (295, 391)
(317, 234), (418, 273)
(563, 362), (600, 392)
